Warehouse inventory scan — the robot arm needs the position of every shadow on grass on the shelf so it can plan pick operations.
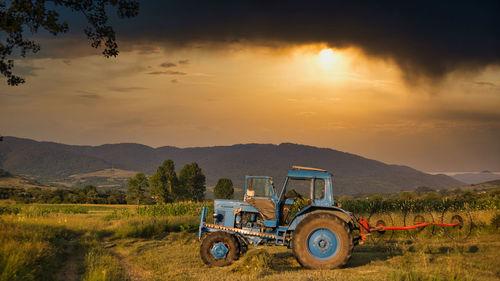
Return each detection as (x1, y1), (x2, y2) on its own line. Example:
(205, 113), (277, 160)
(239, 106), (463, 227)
(263, 243), (404, 271)
(347, 244), (403, 268)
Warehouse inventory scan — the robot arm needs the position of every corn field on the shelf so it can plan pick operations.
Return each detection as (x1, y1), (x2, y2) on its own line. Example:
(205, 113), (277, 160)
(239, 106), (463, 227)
(338, 197), (499, 215)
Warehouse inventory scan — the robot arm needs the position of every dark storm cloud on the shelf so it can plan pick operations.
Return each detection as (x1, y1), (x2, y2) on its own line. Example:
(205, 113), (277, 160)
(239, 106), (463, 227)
(112, 0), (499, 80)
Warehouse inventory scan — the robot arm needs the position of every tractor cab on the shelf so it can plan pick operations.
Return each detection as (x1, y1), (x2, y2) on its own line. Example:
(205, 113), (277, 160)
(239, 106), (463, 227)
(243, 166), (335, 227)
(280, 166), (334, 207)
(244, 176), (278, 227)
(277, 166), (335, 225)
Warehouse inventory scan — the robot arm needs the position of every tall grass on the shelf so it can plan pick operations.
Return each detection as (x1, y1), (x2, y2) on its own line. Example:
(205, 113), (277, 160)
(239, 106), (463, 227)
(136, 202), (214, 217)
(103, 201), (214, 221)
(112, 216), (199, 239)
(81, 233), (127, 281)
(0, 218), (78, 281)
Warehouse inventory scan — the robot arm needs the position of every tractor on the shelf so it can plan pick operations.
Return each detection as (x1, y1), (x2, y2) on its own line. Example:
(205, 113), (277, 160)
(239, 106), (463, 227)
(198, 166), (357, 269)
(198, 166), (462, 269)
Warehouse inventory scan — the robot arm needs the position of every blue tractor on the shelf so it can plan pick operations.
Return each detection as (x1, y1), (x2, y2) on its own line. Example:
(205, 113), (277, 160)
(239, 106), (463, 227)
(198, 166), (357, 269)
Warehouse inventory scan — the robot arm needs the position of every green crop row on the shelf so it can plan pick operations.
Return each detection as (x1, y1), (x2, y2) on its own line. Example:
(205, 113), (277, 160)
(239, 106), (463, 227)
(0, 204), (114, 217)
(338, 197), (499, 214)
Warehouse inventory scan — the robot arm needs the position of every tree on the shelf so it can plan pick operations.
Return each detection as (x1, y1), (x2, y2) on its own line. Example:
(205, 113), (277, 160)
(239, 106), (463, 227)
(214, 178), (234, 199)
(108, 189), (126, 204)
(86, 189), (98, 203)
(178, 162), (206, 202)
(83, 184), (97, 195)
(0, 0), (139, 86)
(126, 172), (148, 205)
(415, 186), (435, 195)
(149, 160), (178, 204)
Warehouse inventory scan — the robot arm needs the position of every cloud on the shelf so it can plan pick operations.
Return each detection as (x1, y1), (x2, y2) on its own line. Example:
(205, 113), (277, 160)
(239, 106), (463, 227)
(76, 90), (101, 99)
(147, 70), (187, 75)
(108, 87), (148, 92)
(433, 110), (500, 123)
(171, 79), (178, 83)
(474, 81), (496, 87)
(16, 1), (499, 82)
(14, 65), (44, 77)
(161, 62), (177, 68)
(110, 1), (500, 81)
(78, 94), (101, 99)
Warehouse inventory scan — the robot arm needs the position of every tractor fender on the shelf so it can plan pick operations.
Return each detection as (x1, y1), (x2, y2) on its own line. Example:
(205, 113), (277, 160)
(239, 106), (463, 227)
(287, 206), (356, 232)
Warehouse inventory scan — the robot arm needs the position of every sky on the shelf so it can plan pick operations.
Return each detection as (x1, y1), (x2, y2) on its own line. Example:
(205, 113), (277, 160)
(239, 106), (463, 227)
(1, 1), (499, 172)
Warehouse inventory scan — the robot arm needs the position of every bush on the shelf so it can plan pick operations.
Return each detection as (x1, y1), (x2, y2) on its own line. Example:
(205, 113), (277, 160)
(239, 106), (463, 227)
(491, 213), (500, 229)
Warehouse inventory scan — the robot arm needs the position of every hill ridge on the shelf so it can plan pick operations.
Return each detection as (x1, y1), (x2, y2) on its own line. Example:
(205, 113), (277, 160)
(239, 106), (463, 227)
(0, 136), (464, 194)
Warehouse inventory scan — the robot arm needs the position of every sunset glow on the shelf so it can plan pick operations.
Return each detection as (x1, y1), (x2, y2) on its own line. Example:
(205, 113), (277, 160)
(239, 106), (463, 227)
(317, 48), (335, 68)
(1, 2), (499, 173)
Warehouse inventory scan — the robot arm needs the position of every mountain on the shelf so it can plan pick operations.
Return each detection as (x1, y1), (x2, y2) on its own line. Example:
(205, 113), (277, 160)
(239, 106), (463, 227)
(449, 171), (500, 185)
(0, 136), (463, 195)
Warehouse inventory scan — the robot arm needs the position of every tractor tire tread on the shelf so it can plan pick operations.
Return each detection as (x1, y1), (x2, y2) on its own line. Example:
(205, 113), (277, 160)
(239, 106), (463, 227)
(200, 231), (240, 267)
(292, 212), (353, 269)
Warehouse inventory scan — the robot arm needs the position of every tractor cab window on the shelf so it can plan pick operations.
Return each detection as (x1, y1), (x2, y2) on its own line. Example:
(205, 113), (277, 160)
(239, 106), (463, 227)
(284, 178), (311, 199)
(313, 178), (325, 199)
(247, 177), (273, 197)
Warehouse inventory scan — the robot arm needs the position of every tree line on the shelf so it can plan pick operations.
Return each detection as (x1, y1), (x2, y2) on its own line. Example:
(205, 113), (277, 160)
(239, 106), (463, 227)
(0, 185), (126, 204)
(127, 159), (235, 204)
(127, 160), (206, 204)
(0, 159), (235, 204)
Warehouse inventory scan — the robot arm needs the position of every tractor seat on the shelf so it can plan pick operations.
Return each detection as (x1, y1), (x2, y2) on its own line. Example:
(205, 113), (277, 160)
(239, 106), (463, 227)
(244, 198), (275, 221)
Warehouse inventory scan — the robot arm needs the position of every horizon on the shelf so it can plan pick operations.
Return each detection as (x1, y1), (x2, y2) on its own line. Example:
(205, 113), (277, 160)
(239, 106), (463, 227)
(4, 135), (500, 174)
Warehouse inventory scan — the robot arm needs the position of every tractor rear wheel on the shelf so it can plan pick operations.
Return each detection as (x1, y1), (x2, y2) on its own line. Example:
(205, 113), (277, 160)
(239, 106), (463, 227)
(292, 212), (353, 269)
(200, 231), (240, 267)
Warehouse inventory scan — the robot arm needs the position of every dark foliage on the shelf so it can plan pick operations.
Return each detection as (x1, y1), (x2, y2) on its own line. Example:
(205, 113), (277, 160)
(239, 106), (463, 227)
(0, 0), (139, 85)
(214, 178), (234, 199)
(0, 185), (126, 204)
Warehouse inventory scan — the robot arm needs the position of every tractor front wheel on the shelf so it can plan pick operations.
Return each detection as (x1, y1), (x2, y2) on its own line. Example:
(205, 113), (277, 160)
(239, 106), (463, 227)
(200, 231), (240, 267)
(292, 212), (353, 269)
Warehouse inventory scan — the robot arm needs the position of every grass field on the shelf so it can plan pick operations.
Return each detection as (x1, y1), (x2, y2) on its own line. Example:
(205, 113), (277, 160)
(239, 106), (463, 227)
(0, 202), (498, 281)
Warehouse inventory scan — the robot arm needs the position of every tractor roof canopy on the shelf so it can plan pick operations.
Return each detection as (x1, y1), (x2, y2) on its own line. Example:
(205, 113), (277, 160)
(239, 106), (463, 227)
(287, 166), (332, 179)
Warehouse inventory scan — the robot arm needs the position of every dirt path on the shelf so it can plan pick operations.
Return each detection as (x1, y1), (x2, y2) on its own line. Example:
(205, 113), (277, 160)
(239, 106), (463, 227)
(56, 237), (82, 281)
(106, 242), (151, 281)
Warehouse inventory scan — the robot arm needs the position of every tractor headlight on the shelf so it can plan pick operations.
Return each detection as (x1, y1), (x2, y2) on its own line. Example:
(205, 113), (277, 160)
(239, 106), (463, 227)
(213, 213), (224, 223)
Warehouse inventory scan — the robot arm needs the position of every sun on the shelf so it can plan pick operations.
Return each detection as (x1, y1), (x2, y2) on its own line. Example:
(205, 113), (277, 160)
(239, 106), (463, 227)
(318, 48), (335, 68)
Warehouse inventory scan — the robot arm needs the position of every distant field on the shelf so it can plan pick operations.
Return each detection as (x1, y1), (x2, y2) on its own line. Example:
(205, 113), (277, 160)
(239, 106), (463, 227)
(0, 175), (52, 189)
(0, 201), (498, 281)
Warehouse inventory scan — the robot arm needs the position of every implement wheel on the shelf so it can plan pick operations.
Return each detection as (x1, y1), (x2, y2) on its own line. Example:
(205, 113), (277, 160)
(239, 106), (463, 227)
(200, 231), (240, 267)
(404, 210), (436, 241)
(441, 208), (473, 242)
(292, 212), (353, 269)
(367, 211), (394, 244)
